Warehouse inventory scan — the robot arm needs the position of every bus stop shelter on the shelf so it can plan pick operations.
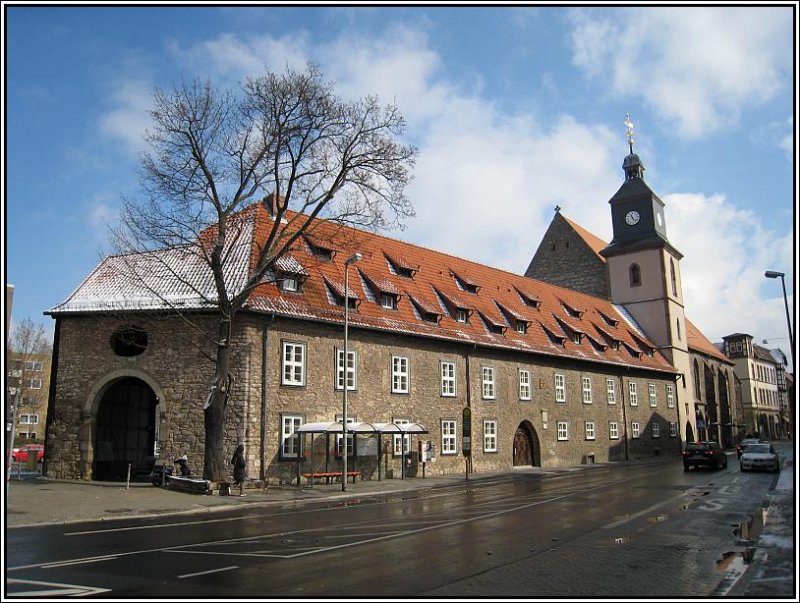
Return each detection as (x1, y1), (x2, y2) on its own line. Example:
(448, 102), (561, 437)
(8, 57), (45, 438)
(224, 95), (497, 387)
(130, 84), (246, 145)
(296, 421), (428, 485)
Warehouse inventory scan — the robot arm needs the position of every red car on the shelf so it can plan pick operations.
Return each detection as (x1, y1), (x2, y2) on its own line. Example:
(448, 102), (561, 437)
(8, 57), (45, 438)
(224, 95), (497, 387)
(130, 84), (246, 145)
(13, 444), (44, 463)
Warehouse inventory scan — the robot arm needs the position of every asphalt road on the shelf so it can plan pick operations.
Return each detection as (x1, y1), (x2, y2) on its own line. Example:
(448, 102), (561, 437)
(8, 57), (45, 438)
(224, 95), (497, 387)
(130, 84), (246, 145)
(6, 453), (784, 598)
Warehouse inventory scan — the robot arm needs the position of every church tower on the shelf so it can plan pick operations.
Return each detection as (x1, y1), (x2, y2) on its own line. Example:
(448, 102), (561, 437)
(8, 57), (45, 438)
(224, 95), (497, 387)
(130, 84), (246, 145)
(600, 115), (697, 443)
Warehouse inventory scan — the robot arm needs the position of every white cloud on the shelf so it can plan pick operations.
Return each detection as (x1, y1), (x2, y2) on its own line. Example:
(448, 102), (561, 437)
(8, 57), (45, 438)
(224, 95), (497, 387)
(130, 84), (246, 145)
(98, 79), (153, 154)
(95, 23), (793, 360)
(568, 7), (791, 138)
(665, 192), (793, 350)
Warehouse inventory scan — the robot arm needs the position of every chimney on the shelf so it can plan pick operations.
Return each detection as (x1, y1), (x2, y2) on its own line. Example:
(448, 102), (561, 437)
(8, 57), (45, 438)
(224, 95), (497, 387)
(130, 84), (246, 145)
(264, 192), (286, 217)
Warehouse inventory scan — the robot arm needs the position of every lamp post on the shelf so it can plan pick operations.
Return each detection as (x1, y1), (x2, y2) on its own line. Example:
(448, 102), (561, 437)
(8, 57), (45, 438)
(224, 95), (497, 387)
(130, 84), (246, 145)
(765, 270), (795, 372)
(342, 252), (362, 491)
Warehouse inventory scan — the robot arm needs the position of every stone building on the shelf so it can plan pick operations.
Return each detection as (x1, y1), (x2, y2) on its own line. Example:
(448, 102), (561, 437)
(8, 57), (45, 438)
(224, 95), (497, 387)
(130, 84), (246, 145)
(525, 149), (740, 449)
(720, 333), (784, 439)
(45, 135), (706, 484)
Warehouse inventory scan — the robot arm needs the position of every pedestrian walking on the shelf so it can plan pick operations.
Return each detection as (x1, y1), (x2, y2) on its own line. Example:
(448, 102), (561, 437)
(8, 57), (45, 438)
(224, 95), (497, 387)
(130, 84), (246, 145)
(231, 444), (247, 497)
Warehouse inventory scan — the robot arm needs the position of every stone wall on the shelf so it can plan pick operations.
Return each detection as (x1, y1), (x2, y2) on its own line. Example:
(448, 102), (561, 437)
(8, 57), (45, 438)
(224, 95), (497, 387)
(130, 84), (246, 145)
(46, 311), (681, 482)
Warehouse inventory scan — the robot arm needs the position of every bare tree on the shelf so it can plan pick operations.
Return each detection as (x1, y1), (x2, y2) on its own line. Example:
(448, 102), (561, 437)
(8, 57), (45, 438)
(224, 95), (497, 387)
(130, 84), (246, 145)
(6, 318), (52, 471)
(111, 64), (417, 480)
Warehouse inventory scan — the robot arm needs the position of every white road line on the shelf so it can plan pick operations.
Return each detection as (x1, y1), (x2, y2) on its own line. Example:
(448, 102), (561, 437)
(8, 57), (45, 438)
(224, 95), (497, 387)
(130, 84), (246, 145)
(602, 492), (687, 530)
(6, 578), (112, 597)
(42, 555), (118, 569)
(177, 565), (239, 579)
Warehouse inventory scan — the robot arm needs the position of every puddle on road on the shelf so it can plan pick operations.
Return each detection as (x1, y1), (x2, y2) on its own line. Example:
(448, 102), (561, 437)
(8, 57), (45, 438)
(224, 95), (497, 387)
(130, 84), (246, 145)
(712, 507), (766, 594)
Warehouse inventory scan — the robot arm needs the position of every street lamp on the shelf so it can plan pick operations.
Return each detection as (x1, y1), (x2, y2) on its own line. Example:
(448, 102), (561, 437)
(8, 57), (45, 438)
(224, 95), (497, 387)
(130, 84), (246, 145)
(764, 270), (795, 372)
(342, 252), (362, 491)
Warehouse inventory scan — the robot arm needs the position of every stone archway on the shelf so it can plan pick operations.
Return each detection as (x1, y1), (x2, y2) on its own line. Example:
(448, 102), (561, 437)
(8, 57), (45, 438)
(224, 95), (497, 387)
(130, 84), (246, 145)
(512, 421), (541, 467)
(91, 376), (160, 481)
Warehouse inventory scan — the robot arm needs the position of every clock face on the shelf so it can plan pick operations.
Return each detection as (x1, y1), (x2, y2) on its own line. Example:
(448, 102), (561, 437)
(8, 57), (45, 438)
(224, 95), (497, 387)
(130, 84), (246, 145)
(625, 210), (641, 226)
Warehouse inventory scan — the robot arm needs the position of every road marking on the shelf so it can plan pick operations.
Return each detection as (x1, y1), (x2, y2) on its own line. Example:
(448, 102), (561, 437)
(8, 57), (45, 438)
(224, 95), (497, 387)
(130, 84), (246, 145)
(6, 578), (111, 597)
(42, 555), (118, 569)
(601, 492), (686, 530)
(177, 565), (239, 579)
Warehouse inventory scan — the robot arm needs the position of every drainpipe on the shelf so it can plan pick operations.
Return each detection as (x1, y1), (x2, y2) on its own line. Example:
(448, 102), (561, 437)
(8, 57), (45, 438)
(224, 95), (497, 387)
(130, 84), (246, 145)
(463, 344), (475, 474)
(260, 315), (275, 482)
(619, 373), (629, 461)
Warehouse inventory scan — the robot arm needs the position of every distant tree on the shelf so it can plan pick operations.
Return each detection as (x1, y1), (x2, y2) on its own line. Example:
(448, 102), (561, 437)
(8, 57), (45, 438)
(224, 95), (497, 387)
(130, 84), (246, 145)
(111, 63), (417, 481)
(7, 318), (51, 457)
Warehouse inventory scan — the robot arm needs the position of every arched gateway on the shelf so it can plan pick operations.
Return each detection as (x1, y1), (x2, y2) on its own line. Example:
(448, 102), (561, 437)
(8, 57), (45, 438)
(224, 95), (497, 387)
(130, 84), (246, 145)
(512, 421), (541, 467)
(92, 377), (159, 481)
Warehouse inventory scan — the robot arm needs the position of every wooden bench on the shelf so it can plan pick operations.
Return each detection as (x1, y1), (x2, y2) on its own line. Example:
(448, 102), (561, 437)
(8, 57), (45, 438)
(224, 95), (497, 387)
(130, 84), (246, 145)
(301, 471), (361, 485)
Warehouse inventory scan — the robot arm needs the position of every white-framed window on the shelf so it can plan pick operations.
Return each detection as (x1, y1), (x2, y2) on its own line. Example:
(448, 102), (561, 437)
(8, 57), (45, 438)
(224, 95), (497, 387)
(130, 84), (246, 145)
(28, 378), (42, 390)
(391, 355), (409, 393)
(441, 361), (457, 397)
(24, 361), (43, 372)
(483, 420), (497, 452)
(557, 421), (569, 441)
(606, 378), (616, 404)
(666, 384), (675, 408)
(631, 422), (641, 439)
(648, 383), (657, 407)
(19, 414), (39, 425)
(280, 277), (298, 292)
(335, 415), (355, 456)
(669, 422), (677, 437)
(555, 373), (566, 403)
(585, 421), (596, 440)
(629, 382), (638, 406)
(393, 417), (410, 456)
(582, 376), (592, 404)
(519, 369), (531, 401)
(652, 422), (660, 438)
(281, 342), (306, 386)
(482, 366), (495, 400)
(515, 322), (526, 334)
(609, 421), (619, 439)
(441, 419), (457, 454)
(335, 349), (357, 391)
(380, 293), (396, 310)
(456, 309), (468, 323)
(280, 414), (303, 458)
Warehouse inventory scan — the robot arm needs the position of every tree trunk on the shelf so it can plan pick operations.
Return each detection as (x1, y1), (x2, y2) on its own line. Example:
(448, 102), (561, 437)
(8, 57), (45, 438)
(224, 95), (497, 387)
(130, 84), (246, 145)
(203, 317), (232, 481)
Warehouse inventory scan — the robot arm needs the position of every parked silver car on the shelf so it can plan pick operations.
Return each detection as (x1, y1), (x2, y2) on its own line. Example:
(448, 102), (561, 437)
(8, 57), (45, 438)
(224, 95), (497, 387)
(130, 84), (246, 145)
(739, 443), (780, 473)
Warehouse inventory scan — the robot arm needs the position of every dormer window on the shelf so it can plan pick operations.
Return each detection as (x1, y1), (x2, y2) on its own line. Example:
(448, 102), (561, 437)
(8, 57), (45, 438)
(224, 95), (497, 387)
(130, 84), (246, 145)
(274, 255), (308, 294)
(456, 309), (468, 323)
(385, 253), (419, 279)
(408, 293), (442, 325)
(380, 293), (397, 310)
(561, 301), (585, 319)
(515, 288), (542, 309)
(599, 311), (619, 327)
(281, 277), (299, 292)
(572, 332), (582, 345)
(451, 270), (481, 294)
(304, 235), (337, 262)
(515, 322), (527, 334)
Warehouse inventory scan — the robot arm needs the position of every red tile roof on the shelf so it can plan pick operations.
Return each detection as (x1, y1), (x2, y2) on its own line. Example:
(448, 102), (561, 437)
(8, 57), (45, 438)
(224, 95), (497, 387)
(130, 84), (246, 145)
(50, 202), (677, 374)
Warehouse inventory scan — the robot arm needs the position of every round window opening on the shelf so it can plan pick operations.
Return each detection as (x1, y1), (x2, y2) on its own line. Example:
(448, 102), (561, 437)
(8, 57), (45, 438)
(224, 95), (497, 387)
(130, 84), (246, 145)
(110, 325), (148, 357)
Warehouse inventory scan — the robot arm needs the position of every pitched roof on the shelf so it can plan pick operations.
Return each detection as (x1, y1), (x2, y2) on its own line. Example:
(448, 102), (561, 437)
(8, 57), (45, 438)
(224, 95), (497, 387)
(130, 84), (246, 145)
(50, 203), (677, 374)
(563, 213), (725, 363)
(685, 319), (733, 364)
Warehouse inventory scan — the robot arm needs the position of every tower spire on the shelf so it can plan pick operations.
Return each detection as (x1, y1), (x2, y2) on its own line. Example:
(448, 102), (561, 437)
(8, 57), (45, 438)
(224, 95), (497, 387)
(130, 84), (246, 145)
(622, 113), (645, 181)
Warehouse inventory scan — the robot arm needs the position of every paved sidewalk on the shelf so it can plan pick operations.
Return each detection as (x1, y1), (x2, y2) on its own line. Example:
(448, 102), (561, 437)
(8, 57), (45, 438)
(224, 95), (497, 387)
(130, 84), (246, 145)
(4, 454), (795, 597)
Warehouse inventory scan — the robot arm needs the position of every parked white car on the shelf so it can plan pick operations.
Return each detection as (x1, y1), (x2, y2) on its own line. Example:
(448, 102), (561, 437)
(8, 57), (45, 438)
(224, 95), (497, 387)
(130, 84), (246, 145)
(739, 443), (780, 473)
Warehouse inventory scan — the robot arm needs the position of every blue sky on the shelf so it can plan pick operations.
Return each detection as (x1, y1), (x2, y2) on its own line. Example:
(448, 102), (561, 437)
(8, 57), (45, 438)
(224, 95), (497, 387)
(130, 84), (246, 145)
(4, 4), (796, 363)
